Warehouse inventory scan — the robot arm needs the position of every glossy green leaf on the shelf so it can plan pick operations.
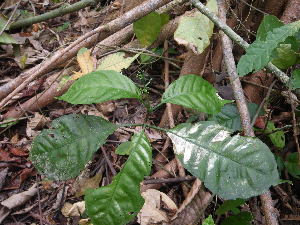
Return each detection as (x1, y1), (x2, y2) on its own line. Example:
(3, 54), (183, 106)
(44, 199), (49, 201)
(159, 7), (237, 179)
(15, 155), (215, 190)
(222, 212), (252, 225)
(271, 44), (299, 69)
(85, 131), (152, 225)
(160, 13), (170, 26)
(162, 75), (231, 114)
(202, 215), (215, 225)
(167, 122), (279, 199)
(30, 114), (117, 180)
(265, 122), (285, 148)
(58, 70), (141, 104)
(284, 153), (300, 179)
(208, 103), (264, 131)
(133, 12), (166, 47)
(290, 69), (300, 90)
(237, 20), (300, 76)
(216, 199), (245, 215)
(256, 15), (283, 41)
(115, 141), (134, 155)
(174, 0), (217, 54)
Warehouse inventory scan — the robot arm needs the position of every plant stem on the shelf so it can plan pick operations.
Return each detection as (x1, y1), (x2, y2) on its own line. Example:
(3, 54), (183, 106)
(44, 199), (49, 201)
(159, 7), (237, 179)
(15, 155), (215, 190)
(189, 0), (290, 85)
(120, 123), (169, 133)
(150, 102), (165, 112)
(9, 0), (101, 30)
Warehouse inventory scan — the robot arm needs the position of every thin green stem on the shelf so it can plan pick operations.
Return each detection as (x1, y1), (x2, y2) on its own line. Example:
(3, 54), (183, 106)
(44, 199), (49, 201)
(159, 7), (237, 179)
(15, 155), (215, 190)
(9, 0), (101, 30)
(150, 102), (165, 112)
(120, 123), (169, 133)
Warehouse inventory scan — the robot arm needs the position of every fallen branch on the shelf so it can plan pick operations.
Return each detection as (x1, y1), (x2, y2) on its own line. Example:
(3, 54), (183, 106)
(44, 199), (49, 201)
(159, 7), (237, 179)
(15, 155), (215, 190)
(3, 10), (180, 120)
(9, 0), (101, 30)
(0, 0), (173, 109)
(218, 1), (278, 225)
(189, 0), (290, 85)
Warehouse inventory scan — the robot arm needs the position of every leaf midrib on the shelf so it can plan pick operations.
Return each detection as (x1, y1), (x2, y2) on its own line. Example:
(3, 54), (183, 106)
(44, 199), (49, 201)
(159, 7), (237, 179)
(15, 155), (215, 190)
(168, 129), (270, 176)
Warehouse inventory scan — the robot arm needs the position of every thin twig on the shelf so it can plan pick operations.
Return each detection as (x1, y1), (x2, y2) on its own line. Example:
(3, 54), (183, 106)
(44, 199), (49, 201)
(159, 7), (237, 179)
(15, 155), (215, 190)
(289, 90), (300, 166)
(143, 176), (196, 184)
(251, 80), (276, 127)
(101, 147), (117, 176)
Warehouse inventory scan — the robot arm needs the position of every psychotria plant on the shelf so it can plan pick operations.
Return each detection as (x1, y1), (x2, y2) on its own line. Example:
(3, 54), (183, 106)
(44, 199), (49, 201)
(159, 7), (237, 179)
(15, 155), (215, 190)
(30, 71), (279, 225)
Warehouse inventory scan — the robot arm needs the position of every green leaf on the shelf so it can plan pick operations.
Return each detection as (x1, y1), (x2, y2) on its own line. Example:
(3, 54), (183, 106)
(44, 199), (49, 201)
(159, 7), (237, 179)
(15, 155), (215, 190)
(284, 153), (300, 179)
(0, 15), (9, 31)
(0, 32), (18, 44)
(265, 122), (285, 148)
(222, 212), (252, 225)
(216, 199), (245, 215)
(162, 75), (231, 114)
(97, 52), (139, 72)
(256, 15), (283, 41)
(85, 131), (152, 225)
(271, 44), (299, 69)
(174, 0), (217, 54)
(58, 70), (141, 104)
(275, 155), (285, 172)
(115, 141), (134, 155)
(160, 13), (170, 26)
(133, 12), (165, 46)
(208, 103), (264, 131)
(289, 69), (300, 90)
(202, 215), (215, 225)
(237, 20), (300, 76)
(167, 122), (279, 199)
(30, 114), (117, 181)
(0, 117), (19, 128)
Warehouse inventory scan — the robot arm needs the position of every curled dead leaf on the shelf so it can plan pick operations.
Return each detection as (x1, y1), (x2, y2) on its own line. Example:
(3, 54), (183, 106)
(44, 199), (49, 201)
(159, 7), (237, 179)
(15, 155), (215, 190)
(138, 189), (178, 225)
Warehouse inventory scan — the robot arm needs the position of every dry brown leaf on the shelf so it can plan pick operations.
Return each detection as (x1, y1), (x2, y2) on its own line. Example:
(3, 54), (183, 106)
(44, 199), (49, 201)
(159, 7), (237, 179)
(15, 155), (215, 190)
(61, 201), (85, 217)
(0, 184), (37, 223)
(71, 49), (95, 80)
(74, 170), (103, 197)
(138, 189), (178, 225)
(26, 112), (50, 137)
(170, 179), (212, 225)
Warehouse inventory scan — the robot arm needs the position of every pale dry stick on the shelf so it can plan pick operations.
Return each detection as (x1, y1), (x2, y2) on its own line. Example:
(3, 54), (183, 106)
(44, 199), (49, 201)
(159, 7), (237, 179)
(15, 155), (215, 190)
(163, 40), (189, 197)
(189, 0), (290, 85)
(218, 1), (278, 225)
(0, 0), (173, 109)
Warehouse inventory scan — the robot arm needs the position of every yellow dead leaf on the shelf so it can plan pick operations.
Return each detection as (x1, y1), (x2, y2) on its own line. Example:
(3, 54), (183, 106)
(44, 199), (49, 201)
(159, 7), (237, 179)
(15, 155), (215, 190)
(71, 48), (94, 80)
(97, 52), (139, 72)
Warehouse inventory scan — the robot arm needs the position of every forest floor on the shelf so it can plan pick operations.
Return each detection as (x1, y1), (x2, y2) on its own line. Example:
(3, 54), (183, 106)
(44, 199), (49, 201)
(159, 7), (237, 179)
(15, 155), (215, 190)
(0, 0), (299, 224)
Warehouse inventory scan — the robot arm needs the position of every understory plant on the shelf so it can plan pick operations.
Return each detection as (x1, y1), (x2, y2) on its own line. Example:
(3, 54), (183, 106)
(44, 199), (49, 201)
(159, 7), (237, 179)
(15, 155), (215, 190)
(30, 71), (280, 225)
(29, 5), (300, 225)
